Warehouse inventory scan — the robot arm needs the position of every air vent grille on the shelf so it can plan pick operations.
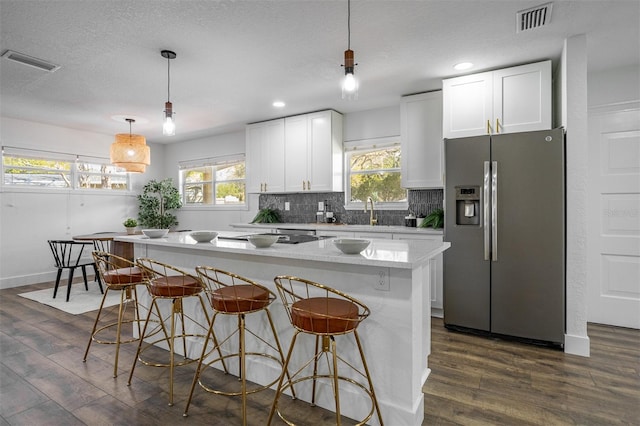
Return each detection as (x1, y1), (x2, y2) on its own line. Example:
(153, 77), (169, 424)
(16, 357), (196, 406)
(516, 3), (553, 33)
(1, 50), (60, 72)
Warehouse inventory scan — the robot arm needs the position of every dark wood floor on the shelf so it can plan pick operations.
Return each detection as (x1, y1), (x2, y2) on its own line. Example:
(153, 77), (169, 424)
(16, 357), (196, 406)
(1, 281), (639, 425)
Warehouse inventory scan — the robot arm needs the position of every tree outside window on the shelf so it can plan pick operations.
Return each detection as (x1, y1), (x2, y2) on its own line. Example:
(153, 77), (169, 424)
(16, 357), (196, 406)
(348, 145), (406, 205)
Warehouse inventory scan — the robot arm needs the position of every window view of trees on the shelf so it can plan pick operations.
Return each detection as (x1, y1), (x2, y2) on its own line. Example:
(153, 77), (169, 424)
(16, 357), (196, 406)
(181, 160), (246, 206)
(3, 155), (128, 190)
(349, 146), (406, 203)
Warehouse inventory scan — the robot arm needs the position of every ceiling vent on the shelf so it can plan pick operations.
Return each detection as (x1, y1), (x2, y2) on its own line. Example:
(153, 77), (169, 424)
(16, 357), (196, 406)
(516, 3), (553, 33)
(1, 50), (60, 72)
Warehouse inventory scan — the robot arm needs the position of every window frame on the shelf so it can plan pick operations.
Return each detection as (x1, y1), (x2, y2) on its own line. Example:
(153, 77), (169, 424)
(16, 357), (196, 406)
(178, 154), (247, 211)
(343, 137), (408, 211)
(2, 147), (131, 192)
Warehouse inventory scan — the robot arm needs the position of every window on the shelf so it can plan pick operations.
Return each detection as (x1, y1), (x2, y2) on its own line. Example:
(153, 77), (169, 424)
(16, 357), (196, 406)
(2, 149), (129, 190)
(344, 138), (407, 210)
(179, 155), (246, 208)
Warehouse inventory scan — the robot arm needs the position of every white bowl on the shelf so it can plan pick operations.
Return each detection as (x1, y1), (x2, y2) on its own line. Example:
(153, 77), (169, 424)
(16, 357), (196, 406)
(189, 230), (218, 243)
(142, 229), (169, 239)
(247, 234), (279, 248)
(333, 238), (370, 254)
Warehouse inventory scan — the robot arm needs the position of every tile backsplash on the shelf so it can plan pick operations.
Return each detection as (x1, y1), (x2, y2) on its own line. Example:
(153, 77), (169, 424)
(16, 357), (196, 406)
(259, 189), (443, 226)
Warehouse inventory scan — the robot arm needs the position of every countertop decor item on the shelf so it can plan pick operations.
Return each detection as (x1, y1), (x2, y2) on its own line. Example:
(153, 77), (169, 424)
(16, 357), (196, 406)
(333, 238), (370, 254)
(420, 208), (444, 229)
(142, 229), (169, 239)
(247, 234), (279, 248)
(137, 178), (182, 229)
(251, 208), (281, 224)
(189, 231), (218, 243)
(123, 218), (138, 234)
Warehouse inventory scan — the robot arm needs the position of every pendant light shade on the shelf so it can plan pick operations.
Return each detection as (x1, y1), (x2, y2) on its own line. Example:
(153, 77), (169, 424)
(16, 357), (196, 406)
(161, 50), (177, 136)
(341, 0), (358, 100)
(110, 118), (150, 173)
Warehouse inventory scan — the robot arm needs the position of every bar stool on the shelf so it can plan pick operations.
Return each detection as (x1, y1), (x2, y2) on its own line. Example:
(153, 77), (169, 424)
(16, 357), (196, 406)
(269, 276), (383, 426)
(127, 258), (211, 406)
(183, 266), (293, 425)
(83, 251), (146, 378)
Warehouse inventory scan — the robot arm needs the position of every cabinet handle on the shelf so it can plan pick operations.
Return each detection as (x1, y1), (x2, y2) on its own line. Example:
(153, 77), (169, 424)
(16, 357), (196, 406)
(486, 120), (491, 135)
(302, 180), (306, 190)
(264, 182), (267, 192)
(307, 180), (310, 190)
(260, 183), (264, 192)
(496, 118), (500, 134)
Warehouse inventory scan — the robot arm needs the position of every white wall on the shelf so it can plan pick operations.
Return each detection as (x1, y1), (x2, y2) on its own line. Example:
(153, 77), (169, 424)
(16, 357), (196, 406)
(343, 105), (400, 141)
(0, 117), (163, 288)
(561, 35), (590, 357)
(589, 64), (640, 106)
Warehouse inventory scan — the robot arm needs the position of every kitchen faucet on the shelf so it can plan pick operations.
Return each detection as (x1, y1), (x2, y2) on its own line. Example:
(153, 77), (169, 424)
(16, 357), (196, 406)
(364, 196), (377, 226)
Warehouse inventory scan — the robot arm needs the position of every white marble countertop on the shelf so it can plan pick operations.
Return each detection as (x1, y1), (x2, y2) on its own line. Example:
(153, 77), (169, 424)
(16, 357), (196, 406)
(229, 222), (444, 235)
(115, 231), (449, 270)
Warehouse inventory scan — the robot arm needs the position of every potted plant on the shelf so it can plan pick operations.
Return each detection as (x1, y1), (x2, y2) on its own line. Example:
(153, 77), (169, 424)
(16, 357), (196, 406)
(123, 218), (138, 234)
(137, 178), (182, 229)
(420, 208), (444, 229)
(251, 207), (281, 223)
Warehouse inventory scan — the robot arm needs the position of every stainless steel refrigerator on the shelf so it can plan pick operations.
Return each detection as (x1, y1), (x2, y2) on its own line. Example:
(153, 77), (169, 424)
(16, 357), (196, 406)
(443, 128), (565, 345)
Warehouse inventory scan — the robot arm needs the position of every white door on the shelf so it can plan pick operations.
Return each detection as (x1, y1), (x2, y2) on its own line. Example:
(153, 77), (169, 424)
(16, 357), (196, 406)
(587, 105), (640, 328)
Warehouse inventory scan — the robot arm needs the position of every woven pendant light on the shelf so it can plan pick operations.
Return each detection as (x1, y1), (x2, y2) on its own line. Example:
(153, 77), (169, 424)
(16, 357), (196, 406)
(110, 118), (150, 173)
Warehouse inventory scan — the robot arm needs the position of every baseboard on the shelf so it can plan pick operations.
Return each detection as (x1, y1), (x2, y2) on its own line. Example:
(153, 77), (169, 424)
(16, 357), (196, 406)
(0, 270), (96, 290)
(564, 333), (590, 357)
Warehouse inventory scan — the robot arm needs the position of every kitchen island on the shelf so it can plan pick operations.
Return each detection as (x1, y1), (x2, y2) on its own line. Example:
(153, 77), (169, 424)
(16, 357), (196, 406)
(116, 231), (449, 425)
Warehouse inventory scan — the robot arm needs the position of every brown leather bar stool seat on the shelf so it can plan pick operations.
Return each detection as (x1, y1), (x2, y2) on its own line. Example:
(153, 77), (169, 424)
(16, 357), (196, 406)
(183, 267), (293, 426)
(83, 252), (146, 378)
(127, 258), (210, 407)
(269, 276), (384, 426)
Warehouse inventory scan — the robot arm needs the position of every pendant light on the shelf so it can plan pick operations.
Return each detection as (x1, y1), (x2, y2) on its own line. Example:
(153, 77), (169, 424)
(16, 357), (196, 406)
(341, 0), (358, 100)
(161, 50), (177, 136)
(110, 118), (150, 173)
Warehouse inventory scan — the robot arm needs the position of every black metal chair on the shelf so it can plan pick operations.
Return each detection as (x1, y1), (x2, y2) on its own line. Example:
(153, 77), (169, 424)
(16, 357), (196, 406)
(47, 240), (103, 302)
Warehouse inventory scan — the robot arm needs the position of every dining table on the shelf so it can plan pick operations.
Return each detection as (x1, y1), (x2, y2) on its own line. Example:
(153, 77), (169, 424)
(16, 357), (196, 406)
(72, 231), (137, 266)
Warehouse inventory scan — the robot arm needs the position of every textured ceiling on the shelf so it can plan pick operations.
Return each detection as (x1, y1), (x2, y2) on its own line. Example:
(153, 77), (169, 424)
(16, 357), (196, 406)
(1, 0), (638, 144)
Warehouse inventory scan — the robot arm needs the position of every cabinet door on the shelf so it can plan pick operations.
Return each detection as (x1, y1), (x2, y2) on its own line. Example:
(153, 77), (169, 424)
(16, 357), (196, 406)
(284, 115), (308, 191)
(493, 60), (551, 134)
(309, 111), (342, 192)
(443, 72), (493, 139)
(401, 91), (444, 188)
(263, 119), (285, 193)
(246, 123), (266, 193)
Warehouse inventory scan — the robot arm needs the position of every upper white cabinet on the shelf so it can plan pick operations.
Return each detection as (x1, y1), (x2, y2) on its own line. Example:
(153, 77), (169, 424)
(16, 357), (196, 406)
(442, 60), (552, 138)
(246, 119), (285, 193)
(284, 110), (343, 192)
(400, 91), (443, 189)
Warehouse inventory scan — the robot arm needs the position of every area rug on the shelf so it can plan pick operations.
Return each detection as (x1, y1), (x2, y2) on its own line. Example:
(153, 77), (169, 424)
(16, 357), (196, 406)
(18, 283), (121, 315)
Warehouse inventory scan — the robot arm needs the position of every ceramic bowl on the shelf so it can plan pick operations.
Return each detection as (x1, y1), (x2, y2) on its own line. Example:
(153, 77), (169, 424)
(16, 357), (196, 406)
(247, 234), (279, 248)
(189, 230), (218, 243)
(333, 238), (370, 254)
(142, 229), (169, 239)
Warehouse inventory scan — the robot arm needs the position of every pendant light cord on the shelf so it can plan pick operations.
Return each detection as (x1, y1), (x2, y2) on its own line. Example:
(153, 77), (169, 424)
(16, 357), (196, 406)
(347, 0), (351, 50)
(166, 56), (171, 102)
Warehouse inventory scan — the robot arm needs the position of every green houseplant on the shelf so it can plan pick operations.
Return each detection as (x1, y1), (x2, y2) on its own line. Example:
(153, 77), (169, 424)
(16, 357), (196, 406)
(123, 218), (138, 234)
(137, 178), (182, 229)
(420, 208), (444, 229)
(251, 207), (281, 224)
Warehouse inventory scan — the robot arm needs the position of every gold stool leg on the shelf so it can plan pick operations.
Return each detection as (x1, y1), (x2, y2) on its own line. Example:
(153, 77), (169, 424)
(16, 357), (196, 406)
(82, 287), (110, 362)
(354, 330), (383, 425)
(331, 336), (342, 426)
(239, 314), (247, 426)
(267, 331), (300, 425)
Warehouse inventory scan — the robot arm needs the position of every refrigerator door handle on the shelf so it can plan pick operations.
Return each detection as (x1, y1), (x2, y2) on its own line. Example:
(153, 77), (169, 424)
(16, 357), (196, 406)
(483, 161), (490, 260)
(491, 161), (498, 261)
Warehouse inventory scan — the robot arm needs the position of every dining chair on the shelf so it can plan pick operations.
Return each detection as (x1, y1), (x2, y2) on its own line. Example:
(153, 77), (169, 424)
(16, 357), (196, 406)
(47, 240), (103, 302)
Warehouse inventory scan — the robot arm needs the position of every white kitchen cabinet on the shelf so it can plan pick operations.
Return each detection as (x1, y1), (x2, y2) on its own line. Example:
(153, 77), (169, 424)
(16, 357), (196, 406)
(443, 60), (551, 138)
(284, 110), (343, 192)
(393, 233), (444, 317)
(400, 91), (443, 188)
(246, 119), (285, 193)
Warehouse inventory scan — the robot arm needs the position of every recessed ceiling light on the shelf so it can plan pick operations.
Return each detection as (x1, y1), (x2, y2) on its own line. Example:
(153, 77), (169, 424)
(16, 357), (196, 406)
(453, 62), (474, 71)
(272, 101), (285, 108)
